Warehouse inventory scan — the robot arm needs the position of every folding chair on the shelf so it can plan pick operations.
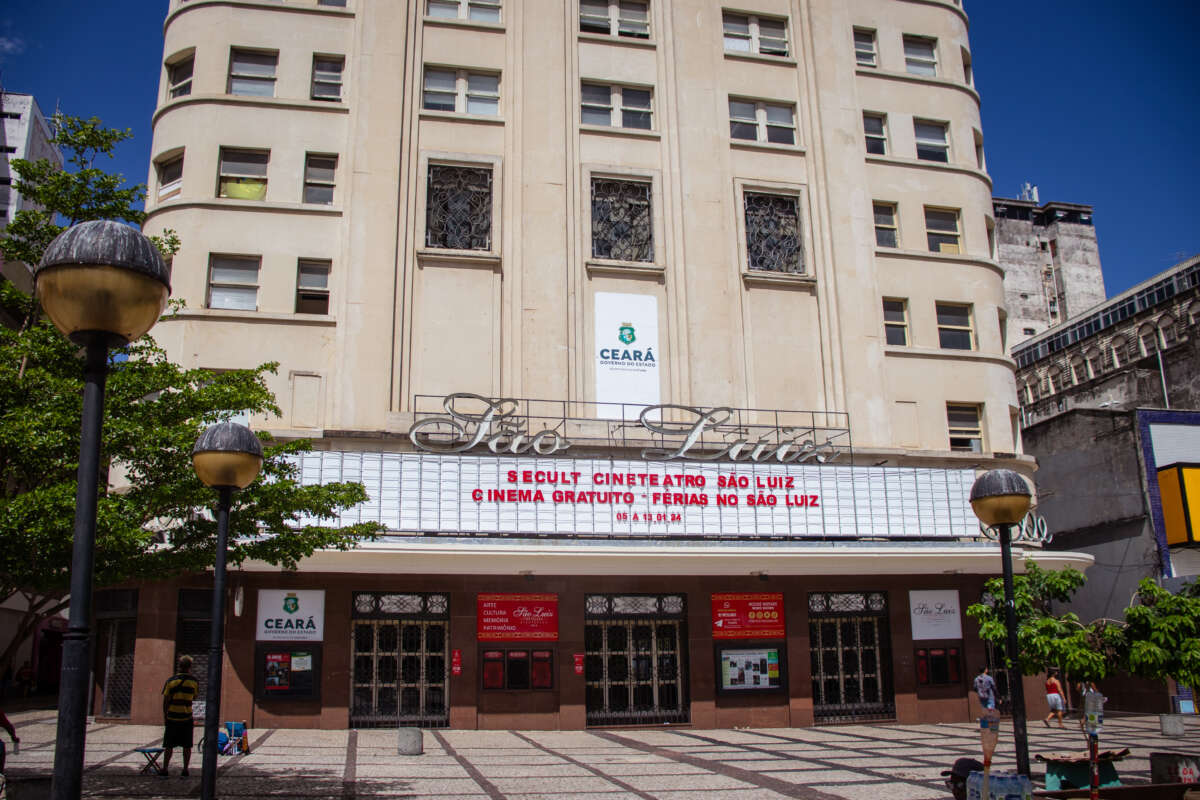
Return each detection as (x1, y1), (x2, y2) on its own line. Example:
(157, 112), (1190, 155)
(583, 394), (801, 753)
(135, 747), (165, 775)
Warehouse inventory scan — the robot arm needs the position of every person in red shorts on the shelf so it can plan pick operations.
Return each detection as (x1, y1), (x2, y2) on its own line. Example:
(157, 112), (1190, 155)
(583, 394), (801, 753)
(161, 655), (199, 777)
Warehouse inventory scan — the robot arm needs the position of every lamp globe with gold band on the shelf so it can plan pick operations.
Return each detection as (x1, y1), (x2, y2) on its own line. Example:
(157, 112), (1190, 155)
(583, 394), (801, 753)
(969, 468), (1033, 527)
(192, 421), (264, 489)
(35, 219), (171, 347)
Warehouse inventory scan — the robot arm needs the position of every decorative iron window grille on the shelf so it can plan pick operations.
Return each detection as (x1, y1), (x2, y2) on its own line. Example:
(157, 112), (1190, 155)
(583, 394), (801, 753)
(808, 591), (887, 615)
(744, 192), (803, 273)
(591, 178), (653, 262)
(426, 165), (492, 251)
(807, 591), (894, 723)
(353, 592), (449, 620)
(585, 594), (686, 618)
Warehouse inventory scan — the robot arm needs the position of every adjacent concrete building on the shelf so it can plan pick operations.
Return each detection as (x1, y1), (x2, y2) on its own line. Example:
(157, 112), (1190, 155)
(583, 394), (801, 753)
(98, 0), (1093, 730)
(1, 91), (62, 294)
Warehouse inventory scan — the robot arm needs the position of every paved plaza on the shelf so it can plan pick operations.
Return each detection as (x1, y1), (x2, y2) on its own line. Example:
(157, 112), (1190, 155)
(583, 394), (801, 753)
(3, 709), (1197, 798)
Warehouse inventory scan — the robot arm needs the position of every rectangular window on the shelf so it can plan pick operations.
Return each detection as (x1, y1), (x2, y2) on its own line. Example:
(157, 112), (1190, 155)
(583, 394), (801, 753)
(481, 649), (553, 690)
(580, 0), (649, 38)
(311, 55), (344, 101)
(167, 56), (194, 99)
(729, 98), (795, 145)
(914, 119), (949, 162)
(744, 192), (803, 274)
(853, 28), (877, 67)
(903, 35), (937, 76)
(295, 259), (331, 314)
(936, 302), (974, 350)
(883, 298), (908, 346)
(303, 154), (337, 205)
(925, 207), (960, 254)
(217, 148), (269, 201)
(722, 12), (789, 57)
(228, 49), (278, 97)
(157, 155), (184, 201)
(873, 202), (898, 247)
(207, 255), (260, 311)
(581, 83), (652, 130)
(591, 178), (653, 262)
(915, 647), (962, 686)
(427, 0), (501, 21)
(947, 404), (982, 452)
(863, 112), (887, 155)
(426, 164), (493, 251)
(318, 0), (347, 5)
(423, 67), (499, 115)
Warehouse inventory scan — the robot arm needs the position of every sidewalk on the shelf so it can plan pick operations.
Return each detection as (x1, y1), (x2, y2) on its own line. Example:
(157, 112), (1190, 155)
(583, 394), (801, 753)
(4, 709), (1197, 799)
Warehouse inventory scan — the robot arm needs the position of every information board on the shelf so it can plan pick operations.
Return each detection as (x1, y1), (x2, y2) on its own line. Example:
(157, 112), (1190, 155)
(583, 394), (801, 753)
(477, 593), (559, 641)
(716, 645), (785, 693)
(711, 593), (786, 639)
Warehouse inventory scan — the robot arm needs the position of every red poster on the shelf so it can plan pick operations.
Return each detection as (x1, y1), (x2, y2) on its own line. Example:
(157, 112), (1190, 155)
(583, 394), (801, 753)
(477, 593), (559, 641)
(264, 652), (291, 691)
(574, 653), (585, 675)
(451, 648), (463, 676)
(711, 593), (785, 639)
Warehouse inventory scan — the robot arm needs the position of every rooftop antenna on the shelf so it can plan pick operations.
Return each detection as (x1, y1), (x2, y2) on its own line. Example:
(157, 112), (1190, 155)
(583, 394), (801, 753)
(1019, 182), (1039, 203)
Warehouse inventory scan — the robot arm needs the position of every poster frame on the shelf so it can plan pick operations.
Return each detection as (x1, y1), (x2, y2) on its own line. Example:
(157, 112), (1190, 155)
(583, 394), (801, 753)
(712, 639), (788, 696)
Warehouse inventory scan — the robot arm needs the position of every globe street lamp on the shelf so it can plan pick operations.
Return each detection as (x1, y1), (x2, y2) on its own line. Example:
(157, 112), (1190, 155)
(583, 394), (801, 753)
(192, 422), (263, 800)
(35, 221), (171, 800)
(969, 469), (1034, 778)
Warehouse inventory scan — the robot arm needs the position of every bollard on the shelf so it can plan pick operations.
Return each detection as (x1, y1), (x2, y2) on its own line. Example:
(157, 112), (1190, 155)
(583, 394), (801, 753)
(397, 727), (424, 755)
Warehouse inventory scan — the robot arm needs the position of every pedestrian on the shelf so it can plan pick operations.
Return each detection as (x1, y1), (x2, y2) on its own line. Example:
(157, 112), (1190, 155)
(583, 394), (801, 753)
(161, 655), (199, 777)
(15, 661), (33, 698)
(973, 665), (997, 710)
(1044, 669), (1066, 728)
(0, 702), (18, 774)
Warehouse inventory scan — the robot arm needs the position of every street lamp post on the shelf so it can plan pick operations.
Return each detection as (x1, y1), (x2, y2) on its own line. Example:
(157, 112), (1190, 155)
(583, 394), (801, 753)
(34, 221), (171, 800)
(191, 422), (263, 800)
(969, 468), (1034, 778)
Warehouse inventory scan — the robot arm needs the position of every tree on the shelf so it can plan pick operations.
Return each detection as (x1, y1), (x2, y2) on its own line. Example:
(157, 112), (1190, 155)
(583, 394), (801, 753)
(1123, 578), (1200, 690)
(0, 115), (382, 677)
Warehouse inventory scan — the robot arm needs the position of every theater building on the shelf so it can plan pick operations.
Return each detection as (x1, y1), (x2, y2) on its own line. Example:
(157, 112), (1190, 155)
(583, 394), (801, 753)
(107, 0), (1092, 729)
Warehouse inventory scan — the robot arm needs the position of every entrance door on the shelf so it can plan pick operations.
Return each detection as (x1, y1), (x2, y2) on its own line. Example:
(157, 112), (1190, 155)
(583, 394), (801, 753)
(808, 591), (895, 723)
(350, 592), (449, 728)
(98, 618), (137, 717)
(584, 594), (688, 726)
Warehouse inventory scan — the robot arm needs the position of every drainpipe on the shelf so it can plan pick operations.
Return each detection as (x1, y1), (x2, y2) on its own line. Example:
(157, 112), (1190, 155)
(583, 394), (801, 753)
(1156, 345), (1170, 409)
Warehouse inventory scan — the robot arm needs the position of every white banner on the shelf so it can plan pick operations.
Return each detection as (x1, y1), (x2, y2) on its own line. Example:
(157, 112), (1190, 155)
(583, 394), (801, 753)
(908, 589), (963, 640)
(594, 293), (660, 419)
(293, 451), (978, 539)
(256, 590), (325, 641)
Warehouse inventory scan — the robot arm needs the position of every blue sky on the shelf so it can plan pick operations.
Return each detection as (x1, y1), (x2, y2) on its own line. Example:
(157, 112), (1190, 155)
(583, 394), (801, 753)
(1, 1), (1197, 297)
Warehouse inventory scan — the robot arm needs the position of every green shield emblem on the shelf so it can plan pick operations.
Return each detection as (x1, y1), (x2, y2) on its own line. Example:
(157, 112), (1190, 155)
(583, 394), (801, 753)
(283, 595), (299, 614)
(618, 323), (636, 345)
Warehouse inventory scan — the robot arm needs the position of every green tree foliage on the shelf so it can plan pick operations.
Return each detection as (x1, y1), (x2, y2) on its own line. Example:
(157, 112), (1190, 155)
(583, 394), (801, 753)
(0, 115), (382, 676)
(967, 561), (1199, 688)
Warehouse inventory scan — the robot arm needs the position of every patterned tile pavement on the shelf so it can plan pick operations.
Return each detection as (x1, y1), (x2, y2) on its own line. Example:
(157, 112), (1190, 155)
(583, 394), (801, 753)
(1, 709), (1196, 798)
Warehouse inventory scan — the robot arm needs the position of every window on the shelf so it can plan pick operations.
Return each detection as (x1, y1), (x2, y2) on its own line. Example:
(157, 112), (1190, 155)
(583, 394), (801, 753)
(744, 192), (803, 274)
(423, 67), (499, 115)
(1022, 327), (1036, 336)
(1046, 367), (1061, 394)
(207, 255), (260, 311)
(961, 47), (973, 86)
(883, 298), (908, 346)
(936, 302), (974, 350)
(1158, 315), (1178, 348)
(925, 207), (960, 254)
(591, 178), (653, 262)
(296, 259), (331, 314)
(579, 0), (649, 39)
(157, 155), (184, 201)
(228, 49), (277, 97)
(581, 83), (652, 130)
(1069, 355), (1086, 385)
(873, 202), (898, 247)
(167, 56), (193, 99)
(481, 649), (554, 690)
(853, 28), (877, 67)
(303, 154), (337, 204)
(729, 99), (795, 145)
(1138, 323), (1158, 356)
(1188, 300), (1200, 327)
(311, 55), (344, 101)
(863, 112), (886, 155)
(427, 0), (501, 21)
(973, 129), (985, 170)
(1085, 348), (1103, 378)
(903, 36), (937, 76)
(914, 119), (949, 162)
(217, 148), (268, 201)
(426, 164), (493, 251)
(723, 12), (788, 57)
(915, 647), (962, 686)
(318, 0), (347, 5)
(1110, 336), (1126, 368)
(947, 404), (982, 452)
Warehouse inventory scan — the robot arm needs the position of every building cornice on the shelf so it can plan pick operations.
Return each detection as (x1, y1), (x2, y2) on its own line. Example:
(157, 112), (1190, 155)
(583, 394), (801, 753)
(854, 67), (980, 106)
(865, 154), (992, 190)
(164, 0), (353, 35)
(875, 248), (1005, 279)
(883, 344), (1016, 371)
(153, 94), (349, 126)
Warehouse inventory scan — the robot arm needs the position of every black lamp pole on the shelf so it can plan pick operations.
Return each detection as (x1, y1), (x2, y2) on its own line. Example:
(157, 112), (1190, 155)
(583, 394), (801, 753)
(997, 520), (1031, 777)
(34, 221), (171, 800)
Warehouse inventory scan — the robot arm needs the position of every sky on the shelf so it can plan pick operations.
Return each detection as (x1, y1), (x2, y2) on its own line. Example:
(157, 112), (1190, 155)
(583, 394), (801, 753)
(1, 1), (1197, 298)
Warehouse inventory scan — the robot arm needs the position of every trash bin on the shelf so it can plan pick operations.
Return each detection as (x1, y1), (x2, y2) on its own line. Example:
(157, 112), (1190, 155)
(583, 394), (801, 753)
(397, 727), (423, 755)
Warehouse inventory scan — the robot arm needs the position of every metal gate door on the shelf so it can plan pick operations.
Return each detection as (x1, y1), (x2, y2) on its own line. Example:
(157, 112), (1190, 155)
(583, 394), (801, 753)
(808, 591), (895, 723)
(99, 618), (137, 717)
(584, 594), (688, 726)
(350, 592), (449, 728)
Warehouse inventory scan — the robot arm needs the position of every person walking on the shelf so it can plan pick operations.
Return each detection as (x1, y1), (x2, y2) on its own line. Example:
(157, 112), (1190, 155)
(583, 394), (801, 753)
(1044, 669), (1066, 728)
(161, 655), (200, 777)
(973, 665), (998, 710)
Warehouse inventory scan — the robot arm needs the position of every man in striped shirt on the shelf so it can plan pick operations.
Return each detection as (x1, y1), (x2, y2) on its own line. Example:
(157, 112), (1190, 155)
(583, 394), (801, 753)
(160, 655), (199, 777)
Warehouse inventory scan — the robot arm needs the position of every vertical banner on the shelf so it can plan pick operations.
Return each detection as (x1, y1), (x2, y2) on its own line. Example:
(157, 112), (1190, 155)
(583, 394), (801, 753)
(594, 292), (660, 419)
